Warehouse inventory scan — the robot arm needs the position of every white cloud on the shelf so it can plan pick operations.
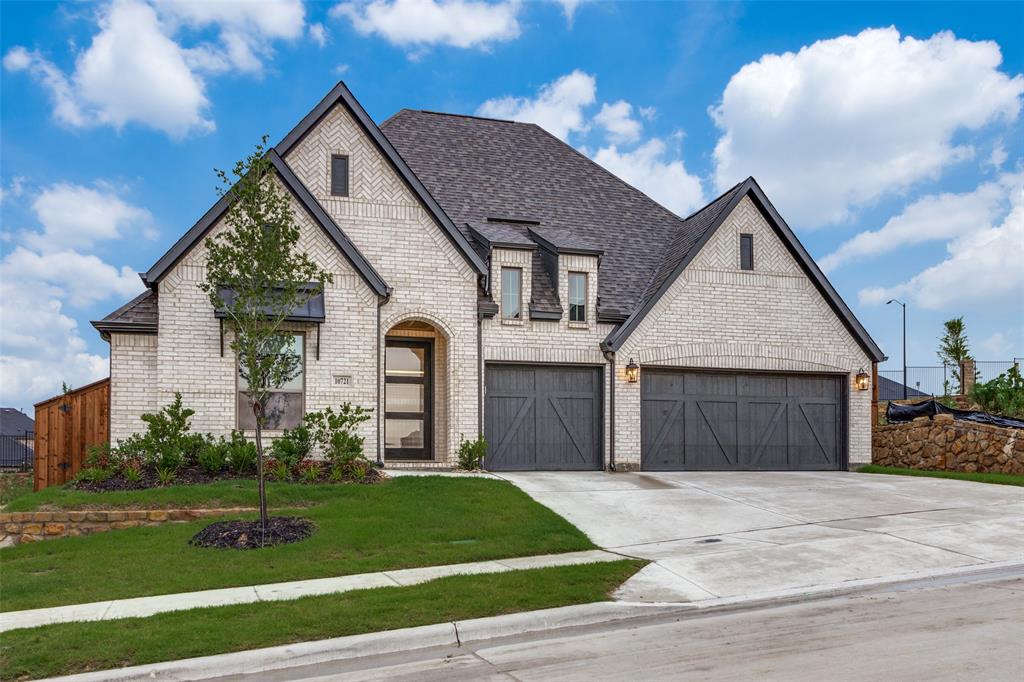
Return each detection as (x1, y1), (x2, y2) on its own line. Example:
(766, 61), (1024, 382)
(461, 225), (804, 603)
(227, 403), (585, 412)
(4, 0), (308, 138)
(859, 176), (1024, 310)
(821, 173), (1019, 272)
(309, 22), (328, 48)
(593, 100), (642, 143)
(24, 182), (155, 251)
(592, 139), (705, 217)
(711, 27), (1024, 228)
(556, 0), (586, 25)
(987, 142), (1008, 170)
(978, 331), (1014, 358)
(332, 0), (520, 50)
(477, 69), (596, 140)
(1, 247), (143, 307)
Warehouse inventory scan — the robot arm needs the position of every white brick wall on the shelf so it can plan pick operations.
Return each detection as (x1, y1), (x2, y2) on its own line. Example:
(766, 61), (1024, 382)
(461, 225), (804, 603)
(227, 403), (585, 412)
(110, 333), (158, 443)
(616, 196), (873, 466)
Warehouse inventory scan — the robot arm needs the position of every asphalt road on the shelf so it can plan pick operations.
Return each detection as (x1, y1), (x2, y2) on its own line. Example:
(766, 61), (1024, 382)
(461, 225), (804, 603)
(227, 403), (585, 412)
(234, 569), (1024, 682)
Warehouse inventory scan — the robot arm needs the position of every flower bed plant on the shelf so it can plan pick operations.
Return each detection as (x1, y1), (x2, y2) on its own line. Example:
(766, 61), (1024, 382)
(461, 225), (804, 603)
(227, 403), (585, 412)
(72, 395), (383, 492)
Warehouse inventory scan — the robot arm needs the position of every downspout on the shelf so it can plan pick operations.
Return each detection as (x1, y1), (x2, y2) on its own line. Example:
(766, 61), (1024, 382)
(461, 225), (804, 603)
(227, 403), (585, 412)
(603, 350), (616, 472)
(477, 315), (483, 435)
(376, 290), (391, 467)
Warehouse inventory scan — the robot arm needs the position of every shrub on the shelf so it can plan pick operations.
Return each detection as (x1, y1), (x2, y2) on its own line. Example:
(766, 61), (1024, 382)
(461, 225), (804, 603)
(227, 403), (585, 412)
(304, 404), (372, 463)
(266, 458), (291, 482)
(75, 467), (111, 484)
(197, 440), (228, 475)
(137, 393), (196, 470)
(270, 424), (313, 469)
(972, 365), (1024, 418)
(225, 431), (257, 475)
(296, 459), (321, 484)
(123, 462), (143, 484)
(457, 435), (487, 471)
(84, 443), (115, 472)
(155, 465), (176, 486)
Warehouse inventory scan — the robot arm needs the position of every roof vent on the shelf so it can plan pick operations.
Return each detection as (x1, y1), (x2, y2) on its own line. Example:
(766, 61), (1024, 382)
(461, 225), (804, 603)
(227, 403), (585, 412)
(486, 216), (541, 226)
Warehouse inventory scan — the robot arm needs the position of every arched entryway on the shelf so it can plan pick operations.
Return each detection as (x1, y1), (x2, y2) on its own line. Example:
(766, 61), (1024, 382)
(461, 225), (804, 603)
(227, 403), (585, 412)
(384, 319), (449, 462)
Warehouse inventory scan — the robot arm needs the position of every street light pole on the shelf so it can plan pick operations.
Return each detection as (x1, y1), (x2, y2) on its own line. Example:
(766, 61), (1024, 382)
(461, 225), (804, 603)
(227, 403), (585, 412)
(887, 299), (906, 400)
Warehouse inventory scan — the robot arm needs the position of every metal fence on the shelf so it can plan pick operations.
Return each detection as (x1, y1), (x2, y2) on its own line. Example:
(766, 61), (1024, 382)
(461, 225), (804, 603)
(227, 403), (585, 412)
(879, 358), (1022, 400)
(0, 430), (34, 471)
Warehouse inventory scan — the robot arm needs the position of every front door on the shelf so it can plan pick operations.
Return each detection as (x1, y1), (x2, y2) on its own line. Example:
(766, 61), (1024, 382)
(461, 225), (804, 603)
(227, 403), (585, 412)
(384, 339), (433, 460)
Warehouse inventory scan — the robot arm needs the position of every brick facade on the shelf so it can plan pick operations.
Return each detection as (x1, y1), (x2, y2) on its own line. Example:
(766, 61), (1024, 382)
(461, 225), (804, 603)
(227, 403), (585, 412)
(109, 333), (158, 442)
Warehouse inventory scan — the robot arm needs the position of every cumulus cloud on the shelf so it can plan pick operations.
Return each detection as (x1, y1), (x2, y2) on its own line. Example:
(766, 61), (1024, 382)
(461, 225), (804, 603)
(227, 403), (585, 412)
(3, 0), (308, 138)
(592, 139), (705, 217)
(711, 27), (1024, 228)
(477, 69), (596, 140)
(309, 22), (328, 47)
(0, 182), (148, 407)
(821, 173), (1020, 272)
(978, 331), (1015, 358)
(858, 175), (1024, 310)
(332, 0), (521, 50)
(593, 100), (642, 143)
(555, 0), (587, 25)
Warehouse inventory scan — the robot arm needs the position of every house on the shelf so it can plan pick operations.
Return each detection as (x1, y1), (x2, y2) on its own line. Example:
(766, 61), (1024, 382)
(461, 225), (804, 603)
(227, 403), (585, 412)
(92, 81), (885, 472)
(876, 376), (930, 401)
(0, 407), (34, 470)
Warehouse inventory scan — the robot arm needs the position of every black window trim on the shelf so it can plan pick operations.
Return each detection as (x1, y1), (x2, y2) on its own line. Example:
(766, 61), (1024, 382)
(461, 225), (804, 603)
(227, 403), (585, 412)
(740, 232), (754, 271)
(330, 154), (349, 197)
(568, 271), (587, 323)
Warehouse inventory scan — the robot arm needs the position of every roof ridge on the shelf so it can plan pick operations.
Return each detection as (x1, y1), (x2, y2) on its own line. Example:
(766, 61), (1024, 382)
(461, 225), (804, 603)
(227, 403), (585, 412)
(397, 109), (519, 125)
(681, 179), (747, 222)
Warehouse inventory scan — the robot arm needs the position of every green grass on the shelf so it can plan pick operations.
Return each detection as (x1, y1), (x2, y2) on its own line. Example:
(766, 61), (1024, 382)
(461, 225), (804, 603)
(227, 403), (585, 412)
(4, 478), (348, 511)
(858, 465), (1024, 487)
(1, 560), (643, 681)
(0, 473), (34, 507)
(0, 477), (594, 611)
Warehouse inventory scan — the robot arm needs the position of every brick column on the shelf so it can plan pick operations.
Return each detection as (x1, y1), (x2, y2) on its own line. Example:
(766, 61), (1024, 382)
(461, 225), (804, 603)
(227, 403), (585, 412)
(960, 359), (976, 395)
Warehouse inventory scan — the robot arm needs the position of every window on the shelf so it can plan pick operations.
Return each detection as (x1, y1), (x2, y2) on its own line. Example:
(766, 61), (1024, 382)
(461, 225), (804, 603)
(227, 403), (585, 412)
(568, 272), (587, 322)
(740, 233), (754, 271)
(330, 155), (349, 197)
(237, 333), (304, 430)
(501, 268), (522, 320)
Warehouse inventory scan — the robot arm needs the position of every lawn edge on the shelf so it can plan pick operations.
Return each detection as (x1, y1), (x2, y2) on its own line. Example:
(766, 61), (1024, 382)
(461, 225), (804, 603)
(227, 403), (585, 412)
(856, 465), (1024, 486)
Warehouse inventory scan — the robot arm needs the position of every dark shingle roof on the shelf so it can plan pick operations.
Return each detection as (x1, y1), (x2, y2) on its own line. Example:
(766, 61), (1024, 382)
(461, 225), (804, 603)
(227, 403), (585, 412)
(0, 408), (34, 436)
(381, 110), (692, 316)
(92, 289), (159, 338)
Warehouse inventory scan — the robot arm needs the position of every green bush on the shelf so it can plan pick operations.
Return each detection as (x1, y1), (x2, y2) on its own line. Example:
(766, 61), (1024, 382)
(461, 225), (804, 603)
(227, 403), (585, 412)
(270, 424), (313, 469)
(457, 435), (487, 471)
(137, 393), (196, 470)
(197, 440), (229, 475)
(304, 404), (372, 464)
(155, 465), (176, 486)
(75, 467), (112, 484)
(972, 365), (1024, 418)
(84, 443), (114, 472)
(267, 458), (292, 481)
(296, 459), (321, 484)
(225, 431), (257, 475)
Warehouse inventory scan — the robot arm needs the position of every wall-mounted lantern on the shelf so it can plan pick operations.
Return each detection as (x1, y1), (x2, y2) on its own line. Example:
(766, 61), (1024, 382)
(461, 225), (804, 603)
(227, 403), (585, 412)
(625, 358), (640, 384)
(855, 369), (870, 391)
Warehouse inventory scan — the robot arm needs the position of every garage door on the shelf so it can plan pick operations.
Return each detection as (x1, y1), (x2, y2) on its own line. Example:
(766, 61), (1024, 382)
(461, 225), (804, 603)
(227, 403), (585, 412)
(485, 364), (603, 471)
(641, 370), (845, 471)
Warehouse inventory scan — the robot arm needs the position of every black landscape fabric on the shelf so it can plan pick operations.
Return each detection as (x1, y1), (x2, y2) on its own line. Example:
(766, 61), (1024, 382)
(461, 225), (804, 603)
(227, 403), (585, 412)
(886, 399), (1024, 430)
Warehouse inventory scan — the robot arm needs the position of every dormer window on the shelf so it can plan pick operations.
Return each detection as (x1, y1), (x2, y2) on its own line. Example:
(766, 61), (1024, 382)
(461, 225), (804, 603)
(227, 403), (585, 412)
(501, 267), (522, 320)
(331, 154), (349, 197)
(569, 272), (587, 322)
(740, 233), (754, 271)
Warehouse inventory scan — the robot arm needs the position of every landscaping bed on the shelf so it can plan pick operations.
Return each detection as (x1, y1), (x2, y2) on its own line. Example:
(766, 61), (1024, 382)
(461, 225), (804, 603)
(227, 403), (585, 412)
(1, 560), (643, 681)
(858, 465), (1024, 487)
(1, 476), (596, 612)
(189, 516), (315, 549)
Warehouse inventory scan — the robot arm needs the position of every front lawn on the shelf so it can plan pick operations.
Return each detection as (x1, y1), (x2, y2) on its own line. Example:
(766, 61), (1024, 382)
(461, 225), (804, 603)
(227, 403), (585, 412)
(5, 478), (348, 511)
(1, 477), (594, 611)
(858, 465), (1024, 487)
(1, 560), (643, 681)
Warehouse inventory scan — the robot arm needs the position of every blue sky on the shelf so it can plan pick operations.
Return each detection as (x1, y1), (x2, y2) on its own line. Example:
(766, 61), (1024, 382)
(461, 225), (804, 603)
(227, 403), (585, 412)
(1, 0), (1022, 410)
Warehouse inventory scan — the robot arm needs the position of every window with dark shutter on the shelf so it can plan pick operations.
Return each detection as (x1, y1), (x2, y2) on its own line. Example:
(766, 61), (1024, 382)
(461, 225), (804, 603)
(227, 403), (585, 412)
(740, 233), (754, 271)
(330, 155), (349, 197)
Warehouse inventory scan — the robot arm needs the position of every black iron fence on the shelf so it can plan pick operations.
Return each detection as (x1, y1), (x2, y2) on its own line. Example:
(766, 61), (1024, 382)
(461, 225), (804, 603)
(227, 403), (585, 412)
(879, 358), (1022, 400)
(0, 431), (33, 471)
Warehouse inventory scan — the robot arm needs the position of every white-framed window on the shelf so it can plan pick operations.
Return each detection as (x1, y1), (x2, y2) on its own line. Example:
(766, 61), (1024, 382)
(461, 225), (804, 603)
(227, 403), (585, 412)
(501, 267), (522, 320)
(568, 272), (587, 323)
(237, 333), (305, 430)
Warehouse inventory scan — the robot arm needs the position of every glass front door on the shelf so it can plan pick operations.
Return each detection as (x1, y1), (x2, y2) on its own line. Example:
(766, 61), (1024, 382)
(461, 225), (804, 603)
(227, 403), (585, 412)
(384, 339), (432, 460)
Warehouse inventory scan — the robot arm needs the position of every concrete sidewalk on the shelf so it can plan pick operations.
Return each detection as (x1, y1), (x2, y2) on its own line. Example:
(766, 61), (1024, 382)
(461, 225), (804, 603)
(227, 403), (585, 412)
(0, 549), (619, 633)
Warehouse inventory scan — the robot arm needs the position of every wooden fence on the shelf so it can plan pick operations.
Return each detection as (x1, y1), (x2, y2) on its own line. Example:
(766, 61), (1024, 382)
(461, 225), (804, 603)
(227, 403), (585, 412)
(34, 378), (110, 491)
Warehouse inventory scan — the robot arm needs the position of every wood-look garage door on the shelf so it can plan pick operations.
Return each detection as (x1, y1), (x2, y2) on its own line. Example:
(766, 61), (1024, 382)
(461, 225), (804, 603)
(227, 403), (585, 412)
(485, 364), (603, 471)
(641, 370), (845, 471)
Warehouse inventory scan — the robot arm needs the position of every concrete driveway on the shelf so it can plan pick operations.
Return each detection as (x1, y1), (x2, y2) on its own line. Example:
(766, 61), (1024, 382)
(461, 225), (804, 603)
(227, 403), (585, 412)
(498, 471), (1024, 603)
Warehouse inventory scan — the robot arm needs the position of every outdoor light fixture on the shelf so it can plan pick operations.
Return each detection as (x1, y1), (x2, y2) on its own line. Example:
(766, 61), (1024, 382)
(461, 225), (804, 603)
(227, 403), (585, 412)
(855, 369), (870, 391)
(625, 358), (640, 383)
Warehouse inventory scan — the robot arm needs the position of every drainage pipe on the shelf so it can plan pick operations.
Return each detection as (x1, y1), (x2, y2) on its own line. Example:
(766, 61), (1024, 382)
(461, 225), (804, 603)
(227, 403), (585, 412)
(603, 350), (616, 472)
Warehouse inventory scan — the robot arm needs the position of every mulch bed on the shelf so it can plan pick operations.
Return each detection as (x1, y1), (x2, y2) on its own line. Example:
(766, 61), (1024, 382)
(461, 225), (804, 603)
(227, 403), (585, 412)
(72, 464), (387, 492)
(189, 516), (315, 550)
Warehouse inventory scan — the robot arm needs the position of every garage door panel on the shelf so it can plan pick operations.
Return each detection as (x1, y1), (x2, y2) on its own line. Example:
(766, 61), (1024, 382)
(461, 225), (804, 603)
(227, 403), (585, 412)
(485, 365), (603, 471)
(642, 370), (845, 471)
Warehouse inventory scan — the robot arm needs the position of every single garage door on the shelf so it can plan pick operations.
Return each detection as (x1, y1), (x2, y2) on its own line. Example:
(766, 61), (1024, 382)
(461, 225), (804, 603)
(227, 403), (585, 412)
(485, 364), (603, 471)
(641, 370), (845, 471)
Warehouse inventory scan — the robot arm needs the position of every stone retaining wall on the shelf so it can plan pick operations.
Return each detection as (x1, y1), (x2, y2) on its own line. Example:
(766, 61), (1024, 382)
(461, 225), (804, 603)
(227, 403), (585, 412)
(872, 414), (1023, 474)
(0, 507), (256, 547)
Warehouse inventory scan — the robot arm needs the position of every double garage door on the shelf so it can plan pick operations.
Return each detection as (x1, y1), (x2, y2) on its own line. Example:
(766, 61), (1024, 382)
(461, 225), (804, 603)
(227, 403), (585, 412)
(484, 365), (845, 471)
(642, 370), (846, 471)
(484, 364), (603, 471)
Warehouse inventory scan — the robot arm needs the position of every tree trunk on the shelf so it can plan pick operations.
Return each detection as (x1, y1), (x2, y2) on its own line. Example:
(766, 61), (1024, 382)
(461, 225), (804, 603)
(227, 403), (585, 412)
(253, 401), (268, 545)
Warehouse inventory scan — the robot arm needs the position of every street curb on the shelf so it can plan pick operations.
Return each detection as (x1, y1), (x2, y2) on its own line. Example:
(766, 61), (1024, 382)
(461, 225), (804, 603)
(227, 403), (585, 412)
(43, 602), (688, 681)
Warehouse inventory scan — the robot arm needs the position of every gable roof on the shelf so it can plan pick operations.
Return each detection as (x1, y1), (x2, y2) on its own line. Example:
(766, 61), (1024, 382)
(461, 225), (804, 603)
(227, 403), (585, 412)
(603, 178), (885, 362)
(143, 150), (389, 298)
(0, 407), (34, 436)
(92, 289), (159, 339)
(277, 82), (486, 276)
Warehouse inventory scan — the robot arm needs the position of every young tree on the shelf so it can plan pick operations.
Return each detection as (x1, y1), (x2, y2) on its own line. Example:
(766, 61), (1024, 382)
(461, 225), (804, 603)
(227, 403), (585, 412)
(200, 137), (331, 541)
(937, 317), (972, 393)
